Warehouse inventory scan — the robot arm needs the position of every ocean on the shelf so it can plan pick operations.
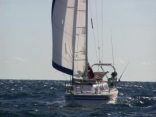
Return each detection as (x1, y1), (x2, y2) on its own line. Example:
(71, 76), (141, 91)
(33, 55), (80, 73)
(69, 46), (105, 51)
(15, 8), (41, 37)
(0, 80), (156, 117)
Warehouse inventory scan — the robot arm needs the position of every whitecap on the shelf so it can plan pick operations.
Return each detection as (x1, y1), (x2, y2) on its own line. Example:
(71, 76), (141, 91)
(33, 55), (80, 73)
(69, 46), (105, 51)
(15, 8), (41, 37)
(11, 88), (15, 91)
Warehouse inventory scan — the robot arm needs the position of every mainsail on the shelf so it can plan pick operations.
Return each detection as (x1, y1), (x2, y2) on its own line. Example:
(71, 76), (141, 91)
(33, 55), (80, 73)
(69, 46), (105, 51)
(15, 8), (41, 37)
(52, 0), (87, 77)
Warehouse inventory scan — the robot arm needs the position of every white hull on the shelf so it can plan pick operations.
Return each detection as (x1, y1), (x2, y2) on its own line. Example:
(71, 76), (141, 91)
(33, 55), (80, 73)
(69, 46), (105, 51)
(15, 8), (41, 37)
(64, 82), (118, 107)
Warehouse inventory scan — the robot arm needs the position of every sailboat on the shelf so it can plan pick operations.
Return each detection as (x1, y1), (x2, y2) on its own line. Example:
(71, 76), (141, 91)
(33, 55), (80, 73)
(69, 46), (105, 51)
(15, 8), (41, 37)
(51, 0), (118, 106)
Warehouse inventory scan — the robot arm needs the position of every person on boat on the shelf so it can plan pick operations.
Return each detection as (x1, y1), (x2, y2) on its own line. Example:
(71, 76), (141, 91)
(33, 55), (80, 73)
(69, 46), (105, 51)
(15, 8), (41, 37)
(108, 71), (117, 87)
(88, 63), (94, 79)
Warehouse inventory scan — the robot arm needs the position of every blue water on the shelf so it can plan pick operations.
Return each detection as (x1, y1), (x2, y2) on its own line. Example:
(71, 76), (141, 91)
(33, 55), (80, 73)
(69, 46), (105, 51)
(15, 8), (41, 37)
(0, 80), (156, 117)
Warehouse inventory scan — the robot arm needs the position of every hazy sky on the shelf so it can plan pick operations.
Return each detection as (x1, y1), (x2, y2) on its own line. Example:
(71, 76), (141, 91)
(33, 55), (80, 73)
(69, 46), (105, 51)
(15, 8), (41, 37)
(1, 0), (156, 81)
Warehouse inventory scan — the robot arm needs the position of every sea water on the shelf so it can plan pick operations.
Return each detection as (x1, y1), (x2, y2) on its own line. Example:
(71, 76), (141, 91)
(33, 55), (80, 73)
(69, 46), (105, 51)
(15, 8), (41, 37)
(0, 80), (156, 117)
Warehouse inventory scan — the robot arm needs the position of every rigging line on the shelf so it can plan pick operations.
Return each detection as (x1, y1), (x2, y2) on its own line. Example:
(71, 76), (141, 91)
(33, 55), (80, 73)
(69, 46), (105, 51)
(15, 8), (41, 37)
(62, 73), (68, 81)
(89, 1), (98, 62)
(95, 0), (100, 62)
(110, 28), (115, 67)
(102, 0), (104, 63)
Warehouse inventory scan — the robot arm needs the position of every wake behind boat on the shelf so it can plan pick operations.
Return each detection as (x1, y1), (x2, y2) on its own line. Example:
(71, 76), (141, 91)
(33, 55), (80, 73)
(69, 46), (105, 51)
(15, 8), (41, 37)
(51, 0), (119, 106)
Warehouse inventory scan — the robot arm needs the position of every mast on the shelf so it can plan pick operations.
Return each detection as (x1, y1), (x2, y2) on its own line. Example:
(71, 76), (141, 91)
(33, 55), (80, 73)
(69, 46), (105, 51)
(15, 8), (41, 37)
(72, 0), (78, 85)
(85, 0), (88, 78)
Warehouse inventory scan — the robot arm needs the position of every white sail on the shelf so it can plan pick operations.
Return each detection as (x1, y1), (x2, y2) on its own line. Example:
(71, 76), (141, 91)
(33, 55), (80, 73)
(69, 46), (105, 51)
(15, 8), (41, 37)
(52, 0), (87, 76)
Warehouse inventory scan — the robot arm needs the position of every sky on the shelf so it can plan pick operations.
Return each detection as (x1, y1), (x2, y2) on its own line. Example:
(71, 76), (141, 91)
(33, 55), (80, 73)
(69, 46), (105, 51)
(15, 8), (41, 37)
(0, 0), (156, 81)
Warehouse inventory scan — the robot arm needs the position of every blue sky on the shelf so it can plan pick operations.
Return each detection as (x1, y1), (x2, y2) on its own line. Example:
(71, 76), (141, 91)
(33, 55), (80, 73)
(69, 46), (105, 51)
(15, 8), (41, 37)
(1, 0), (156, 81)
